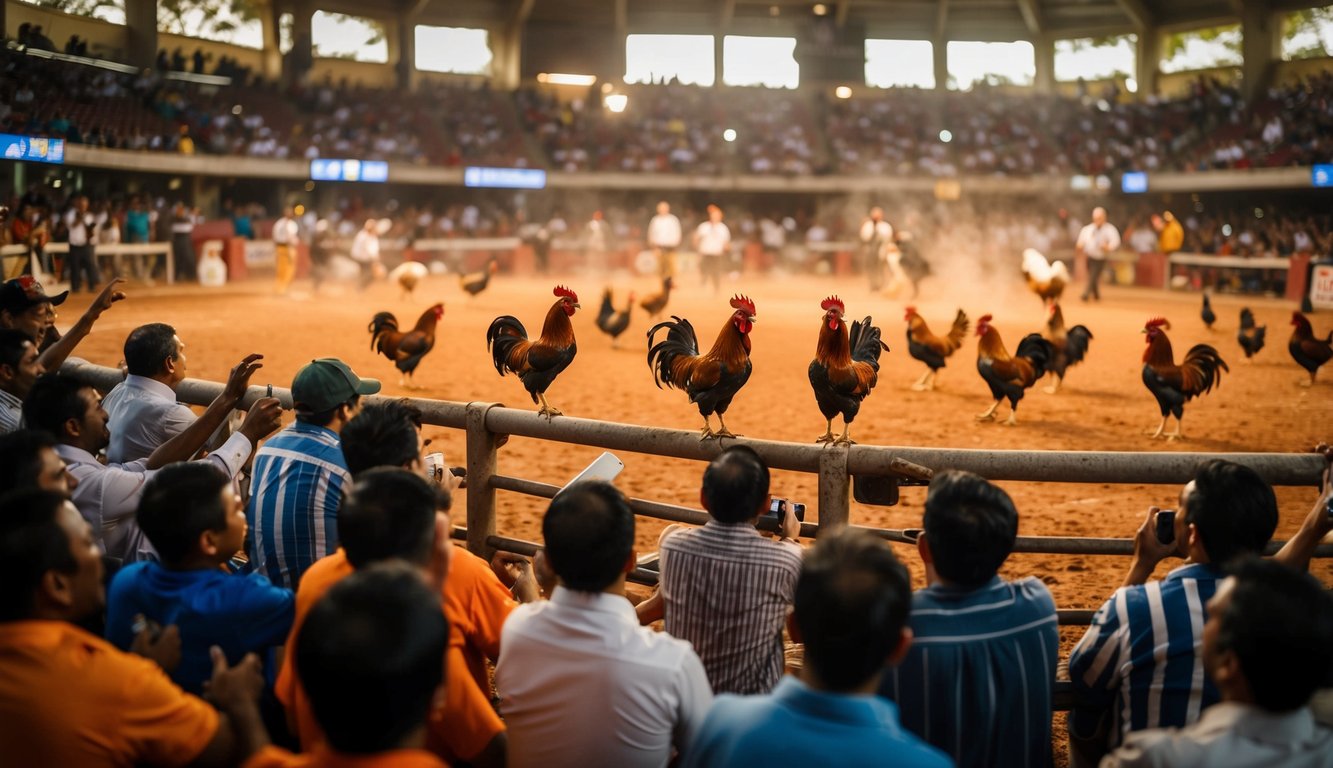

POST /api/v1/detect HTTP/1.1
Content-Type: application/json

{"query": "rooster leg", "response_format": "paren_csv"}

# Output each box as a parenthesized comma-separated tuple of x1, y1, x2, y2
(1003, 410, 1018, 427)
(815, 419, 835, 444)
(1146, 417, 1168, 439)
(698, 416, 715, 441)
(1043, 374, 1062, 395)
(536, 394, 563, 420)
(975, 400, 1001, 422)
(713, 415, 741, 440)
(1165, 418, 1185, 441)
(1300, 371, 1316, 388)
(910, 370, 931, 391)
(834, 423, 856, 446)
(925, 371, 937, 391)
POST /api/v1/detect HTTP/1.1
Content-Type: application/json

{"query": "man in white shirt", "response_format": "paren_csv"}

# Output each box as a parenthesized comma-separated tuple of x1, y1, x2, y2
(22, 357, 281, 564)
(0, 329, 44, 435)
(495, 481, 713, 768)
(647, 201, 682, 279)
(63, 195, 101, 293)
(350, 219, 381, 291)
(860, 207, 893, 292)
(100, 323, 197, 463)
(272, 206, 300, 295)
(1076, 206, 1122, 302)
(694, 205, 731, 295)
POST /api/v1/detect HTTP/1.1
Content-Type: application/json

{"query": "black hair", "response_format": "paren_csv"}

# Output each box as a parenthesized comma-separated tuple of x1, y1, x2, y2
(0, 429, 57, 494)
(339, 468, 444, 570)
(794, 529, 912, 692)
(0, 489, 77, 622)
(0, 328, 35, 369)
(922, 469, 1019, 588)
(297, 563, 448, 754)
(136, 463, 230, 564)
(701, 445, 770, 523)
(296, 394, 360, 427)
(542, 481, 634, 592)
(1215, 558, 1333, 712)
(341, 400, 423, 478)
(122, 323, 178, 377)
(1185, 460, 1277, 565)
(23, 374, 92, 439)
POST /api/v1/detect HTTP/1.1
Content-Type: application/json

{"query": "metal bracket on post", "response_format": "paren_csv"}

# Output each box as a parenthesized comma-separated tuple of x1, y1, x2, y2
(465, 402, 504, 559)
(818, 447, 851, 534)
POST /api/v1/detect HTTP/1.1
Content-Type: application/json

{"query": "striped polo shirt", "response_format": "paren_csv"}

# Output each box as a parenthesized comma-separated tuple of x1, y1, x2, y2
(881, 576, 1059, 768)
(658, 521, 802, 695)
(1067, 562, 1225, 750)
(246, 421, 350, 590)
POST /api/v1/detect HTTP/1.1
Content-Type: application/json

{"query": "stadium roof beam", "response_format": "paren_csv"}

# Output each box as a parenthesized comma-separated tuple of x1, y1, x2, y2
(1016, 0, 1044, 33)
(1114, 0, 1155, 29)
(935, 0, 951, 38)
(835, 0, 851, 27)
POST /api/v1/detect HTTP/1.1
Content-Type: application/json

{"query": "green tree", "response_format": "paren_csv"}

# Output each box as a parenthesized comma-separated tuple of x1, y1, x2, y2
(1281, 6, 1333, 59)
(24, 0, 123, 20)
(309, 12, 386, 60)
(1161, 24, 1242, 64)
(156, 0, 263, 38)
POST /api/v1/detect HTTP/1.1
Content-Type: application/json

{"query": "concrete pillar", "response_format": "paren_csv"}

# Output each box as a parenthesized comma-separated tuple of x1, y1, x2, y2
(1240, 2, 1278, 100)
(1135, 27, 1160, 98)
(394, 14, 416, 90)
(285, 1, 314, 85)
(716, 34, 726, 87)
(933, 38, 948, 90)
(260, 0, 282, 83)
(1033, 34, 1054, 94)
(492, 22, 522, 90)
(124, 0, 157, 70)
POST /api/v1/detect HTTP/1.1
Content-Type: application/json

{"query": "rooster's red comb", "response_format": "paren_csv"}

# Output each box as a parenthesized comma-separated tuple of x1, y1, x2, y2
(1145, 317, 1170, 331)
(821, 295, 845, 314)
(554, 285, 579, 303)
(904, 305, 917, 315)
(978, 313, 994, 324)
(730, 294, 756, 315)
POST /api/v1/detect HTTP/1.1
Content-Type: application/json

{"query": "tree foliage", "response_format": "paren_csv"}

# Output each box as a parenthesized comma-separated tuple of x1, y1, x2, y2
(1281, 6, 1333, 59)
(155, 0, 263, 37)
(309, 11, 386, 61)
(25, 0, 123, 21)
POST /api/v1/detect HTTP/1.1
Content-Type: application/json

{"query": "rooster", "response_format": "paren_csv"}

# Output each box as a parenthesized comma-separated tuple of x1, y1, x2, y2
(596, 288, 635, 348)
(1289, 311, 1332, 387)
(1201, 292, 1216, 330)
(1042, 303, 1093, 394)
(905, 307, 968, 391)
(975, 314, 1055, 426)
(647, 295, 756, 440)
(1021, 248, 1070, 306)
(809, 296, 889, 445)
(486, 286, 580, 419)
(1237, 308, 1266, 361)
(369, 303, 444, 389)
(638, 277, 674, 319)
(460, 259, 499, 298)
(389, 261, 429, 301)
(1141, 317, 1228, 440)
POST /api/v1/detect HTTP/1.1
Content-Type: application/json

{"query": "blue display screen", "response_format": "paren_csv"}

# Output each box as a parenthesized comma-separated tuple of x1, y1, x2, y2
(0, 133, 65, 164)
(1121, 171, 1148, 194)
(310, 158, 389, 183)
(1313, 165, 1333, 188)
(464, 166, 547, 189)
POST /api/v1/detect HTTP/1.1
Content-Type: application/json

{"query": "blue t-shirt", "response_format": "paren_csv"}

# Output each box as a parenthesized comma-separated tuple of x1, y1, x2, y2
(105, 562, 295, 694)
(682, 676, 952, 768)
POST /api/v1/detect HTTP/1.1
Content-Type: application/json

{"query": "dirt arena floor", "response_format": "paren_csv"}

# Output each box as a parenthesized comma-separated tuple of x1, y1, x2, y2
(64, 264, 1331, 757)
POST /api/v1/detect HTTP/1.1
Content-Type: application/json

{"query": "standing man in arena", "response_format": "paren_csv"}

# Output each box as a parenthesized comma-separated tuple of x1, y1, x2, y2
(170, 203, 198, 283)
(647, 201, 682, 278)
(62, 195, 100, 293)
(350, 219, 381, 291)
(271, 206, 300, 296)
(859, 206, 893, 292)
(694, 205, 731, 294)
(1076, 206, 1121, 302)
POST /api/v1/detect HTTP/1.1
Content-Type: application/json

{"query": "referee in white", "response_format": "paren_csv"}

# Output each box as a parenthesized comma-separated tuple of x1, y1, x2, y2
(1077, 206, 1121, 302)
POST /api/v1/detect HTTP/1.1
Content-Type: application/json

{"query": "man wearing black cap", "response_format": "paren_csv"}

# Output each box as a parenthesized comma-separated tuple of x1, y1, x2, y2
(247, 358, 380, 590)
(0, 276, 125, 372)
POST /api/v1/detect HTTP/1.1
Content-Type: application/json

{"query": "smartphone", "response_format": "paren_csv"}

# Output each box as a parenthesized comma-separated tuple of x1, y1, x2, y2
(564, 452, 624, 489)
(1155, 509, 1176, 545)
(765, 498, 806, 523)
(424, 452, 445, 477)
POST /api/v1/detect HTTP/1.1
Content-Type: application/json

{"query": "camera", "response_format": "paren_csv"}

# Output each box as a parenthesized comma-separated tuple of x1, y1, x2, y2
(1154, 509, 1176, 545)
(765, 498, 805, 523)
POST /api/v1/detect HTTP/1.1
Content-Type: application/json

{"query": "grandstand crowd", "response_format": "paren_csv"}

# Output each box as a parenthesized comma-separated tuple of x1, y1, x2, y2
(0, 270, 1330, 766)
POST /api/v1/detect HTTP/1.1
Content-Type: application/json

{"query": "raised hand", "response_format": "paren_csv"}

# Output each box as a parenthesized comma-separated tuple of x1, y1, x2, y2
(238, 396, 283, 443)
(222, 353, 265, 404)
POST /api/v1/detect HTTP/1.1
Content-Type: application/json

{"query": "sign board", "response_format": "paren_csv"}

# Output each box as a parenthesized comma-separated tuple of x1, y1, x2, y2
(1311, 263, 1333, 310)
(310, 159, 389, 183)
(244, 241, 276, 268)
(1121, 172, 1148, 193)
(0, 133, 65, 164)
(463, 167, 547, 189)
(1313, 165, 1333, 188)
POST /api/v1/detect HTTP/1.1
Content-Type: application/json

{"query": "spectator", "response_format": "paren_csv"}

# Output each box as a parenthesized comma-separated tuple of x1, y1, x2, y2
(647, 200, 682, 278)
(1102, 558, 1333, 767)
(694, 204, 731, 294)
(0, 328, 45, 434)
(170, 204, 197, 282)
(495, 481, 713, 768)
(247, 357, 378, 589)
(879, 469, 1059, 768)
(63, 195, 100, 293)
(0, 429, 77, 495)
(638, 444, 802, 695)
(1154, 212, 1184, 254)
(0, 276, 125, 372)
(860, 206, 893, 292)
(103, 463, 294, 694)
(24, 361, 280, 564)
(682, 529, 951, 768)
(271, 206, 299, 296)
(248, 564, 450, 768)
(349, 218, 382, 290)
(101, 323, 198, 463)
(0, 488, 265, 767)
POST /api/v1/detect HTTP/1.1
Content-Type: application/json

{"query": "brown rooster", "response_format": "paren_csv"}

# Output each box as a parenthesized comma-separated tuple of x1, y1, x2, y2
(596, 288, 635, 348)
(647, 294, 755, 440)
(1042, 303, 1093, 394)
(638, 277, 674, 319)
(486, 286, 580, 419)
(369, 303, 444, 389)
(975, 314, 1056, 426)
(809, 296, 889, 445)
(1289, 311, 1332, 387)
(1021, 248, 1070, 306)
(1141, 317, 1228, 440)
(461, 259, 499, 298)
(905, 307, 968, 391)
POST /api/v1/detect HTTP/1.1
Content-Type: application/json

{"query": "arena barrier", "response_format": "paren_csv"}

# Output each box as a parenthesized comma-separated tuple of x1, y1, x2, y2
(0, 242, 175, 283)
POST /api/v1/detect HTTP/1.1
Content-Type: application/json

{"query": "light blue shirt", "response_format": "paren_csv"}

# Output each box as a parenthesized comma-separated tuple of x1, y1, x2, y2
(102, 375, 196, 463)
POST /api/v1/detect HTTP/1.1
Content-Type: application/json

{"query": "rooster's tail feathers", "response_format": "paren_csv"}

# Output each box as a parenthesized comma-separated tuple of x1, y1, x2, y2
(486, 315, 529, 375)
(1065, 325, 1093, 365)
(598, 288, 615, 323)
(1015, 333, 1057, 378)
(849, 317, 890, 369)
(369, 312, 399, 351)
(647, 316, 700, 390)
(1181, 343, 1229, 395)
(946, 309, 969, 350)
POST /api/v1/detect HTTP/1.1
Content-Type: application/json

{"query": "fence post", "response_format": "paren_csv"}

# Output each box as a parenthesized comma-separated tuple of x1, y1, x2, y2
(817, 447, 850, 533)
(466, 402, 502, 559)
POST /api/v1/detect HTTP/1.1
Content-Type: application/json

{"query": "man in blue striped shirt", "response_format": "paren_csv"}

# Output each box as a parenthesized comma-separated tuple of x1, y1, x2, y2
(248, 358, 379, 589)
(879, 469, 1059, 768)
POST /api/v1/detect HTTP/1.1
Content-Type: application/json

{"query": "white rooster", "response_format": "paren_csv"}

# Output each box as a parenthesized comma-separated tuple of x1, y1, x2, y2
(388, 261, 429, 301)
(1021, 248, 1070, 306)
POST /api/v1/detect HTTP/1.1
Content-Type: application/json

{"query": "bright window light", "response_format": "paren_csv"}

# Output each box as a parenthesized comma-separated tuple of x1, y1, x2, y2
(865, 39, 934, 88)
(19, 0, 124, 25)
(625, 34, 715, 86)
(157, 1, 262, 47)
(1160, 24, 1242, 73)
(537, 73, 597, 86)
(1282, 7, 1333, 60)
(312, 11, 388, 64)
(1054, 35, 1136, 81)
(724, 36, 799, 88)
(415, 26, 491, 75)
(947, 40, 1035, 89)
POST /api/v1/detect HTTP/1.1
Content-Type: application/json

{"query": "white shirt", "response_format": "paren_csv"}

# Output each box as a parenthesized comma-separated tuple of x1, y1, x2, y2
(694, 222, 731, 257)
(0, 388, 22, 435)
(101, 375, 197, 464)
(56, 431, 252, 564)
(647, 213, 683, 249)
(1077, 221, 1122, 259)
(1102, 702, 1333, 768)
(64, 209, 98, 247)
(860, 219, 893, 245)
(272, 217, 299, 245)
(495, 587, 713, 768)
(350, 230, 380, 263)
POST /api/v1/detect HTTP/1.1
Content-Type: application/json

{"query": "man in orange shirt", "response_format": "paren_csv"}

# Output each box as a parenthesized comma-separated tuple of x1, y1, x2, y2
(246, 564, 451, 768)
(0, 488, 267, 767)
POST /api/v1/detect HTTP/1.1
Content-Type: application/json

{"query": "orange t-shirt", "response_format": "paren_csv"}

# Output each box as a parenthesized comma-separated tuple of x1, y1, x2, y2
(244, 744, 448, 768)
(276, 547, 516, 763)
(0, 620, 219, 768)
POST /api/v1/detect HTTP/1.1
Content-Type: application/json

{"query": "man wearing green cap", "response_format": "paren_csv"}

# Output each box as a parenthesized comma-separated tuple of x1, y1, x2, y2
(247, 358, 380, 590)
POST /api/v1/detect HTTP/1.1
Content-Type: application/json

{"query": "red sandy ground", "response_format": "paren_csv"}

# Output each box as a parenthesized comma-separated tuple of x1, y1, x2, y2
(65, 268, 1332, 762)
